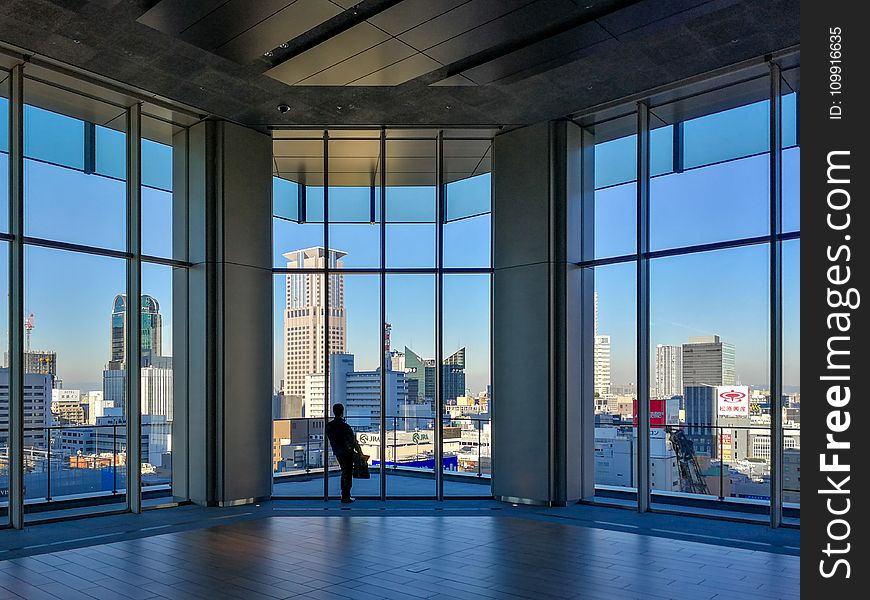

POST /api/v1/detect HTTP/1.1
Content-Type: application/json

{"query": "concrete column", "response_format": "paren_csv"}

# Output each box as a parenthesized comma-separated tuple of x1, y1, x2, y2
(180, 120, 273, 506)
(492, 120, 593, 506)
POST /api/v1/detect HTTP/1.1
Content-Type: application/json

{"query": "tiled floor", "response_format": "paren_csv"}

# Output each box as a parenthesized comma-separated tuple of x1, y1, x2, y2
(1, 502, 799, 600)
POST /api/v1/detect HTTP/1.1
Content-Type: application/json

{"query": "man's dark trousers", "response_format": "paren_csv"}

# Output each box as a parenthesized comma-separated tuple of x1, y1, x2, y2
(336, 452, 354, 500)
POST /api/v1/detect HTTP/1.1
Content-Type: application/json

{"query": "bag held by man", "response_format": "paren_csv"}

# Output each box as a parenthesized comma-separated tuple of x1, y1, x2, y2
(352, 453, 370, 479)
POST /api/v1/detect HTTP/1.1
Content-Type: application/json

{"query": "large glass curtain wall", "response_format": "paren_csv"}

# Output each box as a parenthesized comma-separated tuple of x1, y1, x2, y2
(581, 61, 799, 526)
(0, 63, 190, 528)
(272, 129, 493, 500)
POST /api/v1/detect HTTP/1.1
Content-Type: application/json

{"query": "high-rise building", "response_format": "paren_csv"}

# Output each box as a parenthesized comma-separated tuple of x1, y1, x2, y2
(593, 292, 611, 397)
(654, 344, 683, 398)
(104, 295, 170, 418)
(395, 346, 466, 404)
(594, 335, 612, 397)
(443, 348, 466, 405)
(109, 294, 163, 367)
(305, 354, 407, 431)
(681, 335, 735, 388)
(0, 369, 52, 449)
(282, 247, 347, 405)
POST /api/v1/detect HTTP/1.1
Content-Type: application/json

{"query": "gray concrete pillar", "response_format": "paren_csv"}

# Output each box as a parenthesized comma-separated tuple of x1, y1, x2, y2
(492, 120, 594, 506)
(177, 120, 273, 506)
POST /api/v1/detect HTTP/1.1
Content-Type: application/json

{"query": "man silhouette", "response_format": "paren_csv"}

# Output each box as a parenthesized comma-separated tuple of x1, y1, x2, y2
(325, 403, 362, 503)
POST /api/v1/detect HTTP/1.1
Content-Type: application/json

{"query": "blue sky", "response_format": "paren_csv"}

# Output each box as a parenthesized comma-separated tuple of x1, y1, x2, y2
(2, 95, 799, 395)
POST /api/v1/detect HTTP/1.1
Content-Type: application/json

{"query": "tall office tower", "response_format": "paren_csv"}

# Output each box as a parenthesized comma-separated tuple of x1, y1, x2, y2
(401, 347, 425, 403)
(654, 345, 683, 398)
(104, 295, 169, 416)
(402, 346, 466, 404)
(109, 294, 163, 367)
(282, 248, 347, 405)
(442, 348, 466, 405)
(592, 292, 612, 397)
(682, 335, 736, 388)
(594, 335, 612, 397)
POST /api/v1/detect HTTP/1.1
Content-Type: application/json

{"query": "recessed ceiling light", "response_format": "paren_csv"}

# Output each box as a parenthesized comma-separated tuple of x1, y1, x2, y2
(264, 50, 274, 57)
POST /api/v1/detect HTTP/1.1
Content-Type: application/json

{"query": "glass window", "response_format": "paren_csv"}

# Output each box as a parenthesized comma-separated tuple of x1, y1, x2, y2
(594, 123, 636, 259)
(95, 123, 126, 180)
(328, 139, 380, 269)
(651, 98, 771, 251)
(24, 82, 127, 251)
(386, 274, 436, 497)
(782, 240, 800, 509)
(1, 78, 8, 234)
(272, 271, 326, 498)
(23, 246, 127, 518)
(386, 139, 436, 268)
(591, 262, 637, 502)
(649, 244, 770, 507)
(142, 116, 179, 259)
(783, 91, 799, 234)
(443, 274, 491, 497)
(328, 274, 381, 498)
(683, 98, 769, 169)
(0, 241, 8, 525)
(140, 263, 175, 498)
(443, 172, 492, 268)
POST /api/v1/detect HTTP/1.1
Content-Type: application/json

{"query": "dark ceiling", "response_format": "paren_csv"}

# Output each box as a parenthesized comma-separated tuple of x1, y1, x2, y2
(0, 0, 799, 128)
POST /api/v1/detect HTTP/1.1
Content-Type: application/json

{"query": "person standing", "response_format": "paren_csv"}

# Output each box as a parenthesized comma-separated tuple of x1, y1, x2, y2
(325, 403, 362, 503)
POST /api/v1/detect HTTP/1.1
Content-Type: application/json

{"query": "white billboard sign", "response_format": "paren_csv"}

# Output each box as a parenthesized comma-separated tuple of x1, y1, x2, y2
(717, 385, 750, 416)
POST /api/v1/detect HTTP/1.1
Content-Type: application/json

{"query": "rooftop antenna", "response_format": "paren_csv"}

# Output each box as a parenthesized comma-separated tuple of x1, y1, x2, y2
(25, 313, 34, 352)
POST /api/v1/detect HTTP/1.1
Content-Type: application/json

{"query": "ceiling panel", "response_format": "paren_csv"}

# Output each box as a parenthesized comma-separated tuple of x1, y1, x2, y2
(397, 0, 533, 52)
(460, 20, 611, 84)
(299, 38, 419, 86)
(328, 139, 381, 157)
(137, 0, 228, 36)
(273, 138, 324, 157)
(423, 0, 578, 65)
(368, 0, 469, 36)
(266, 22, 391, 85)
(178, 1, 297, 51)
(351, 53, 441, 85)
(216, 0, 343, 63)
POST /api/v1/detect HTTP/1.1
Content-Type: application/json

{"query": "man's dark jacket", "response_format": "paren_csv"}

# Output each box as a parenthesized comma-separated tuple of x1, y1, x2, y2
(326, 417, 359, 457)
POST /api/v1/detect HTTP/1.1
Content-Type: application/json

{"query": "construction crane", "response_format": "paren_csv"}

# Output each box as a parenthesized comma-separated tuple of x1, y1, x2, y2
(666, 426, 710, 495)
(25, 313, 34, 352)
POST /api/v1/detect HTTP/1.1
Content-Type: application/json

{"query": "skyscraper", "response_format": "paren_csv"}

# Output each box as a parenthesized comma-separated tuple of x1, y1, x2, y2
(682, 335, 736, 388)
(593, 292, 611, 397)
(282, 248, 347, 405)
(654, 344, 683, 398)
(103, 294, 170, 419)
(109, 294, 163, 368)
